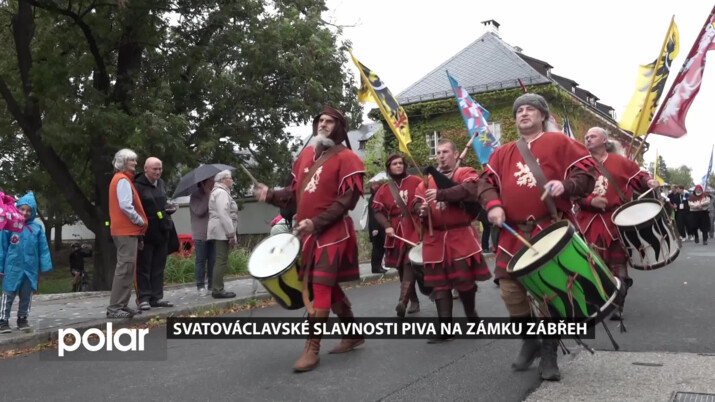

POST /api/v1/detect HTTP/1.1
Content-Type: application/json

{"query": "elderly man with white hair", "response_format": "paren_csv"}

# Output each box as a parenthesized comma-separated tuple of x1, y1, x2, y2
(133, 157, 177, 310)
(578, 126, 659, 320)
(107, 148, 148, 319)
(207, 169, 238, 299)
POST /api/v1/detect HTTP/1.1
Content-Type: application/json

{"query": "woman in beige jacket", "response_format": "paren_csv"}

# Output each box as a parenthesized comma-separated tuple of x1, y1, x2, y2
(208, 170, 238, 298)
(687, 185, 711, 245)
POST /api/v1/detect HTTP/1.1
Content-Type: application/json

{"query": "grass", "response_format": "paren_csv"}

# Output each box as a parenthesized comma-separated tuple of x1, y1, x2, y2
(163, 247, 250, 284)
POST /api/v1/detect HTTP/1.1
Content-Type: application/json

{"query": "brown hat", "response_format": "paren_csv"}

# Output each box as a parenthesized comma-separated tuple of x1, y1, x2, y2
(512, 93, 550, 122)
(312, 106, 349, 147)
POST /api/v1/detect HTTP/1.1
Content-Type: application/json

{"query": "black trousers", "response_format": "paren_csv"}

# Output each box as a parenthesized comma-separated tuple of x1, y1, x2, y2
(370, 232, 386, 272)
(675, 211, 689, 237)
(136, 240, 168, 303)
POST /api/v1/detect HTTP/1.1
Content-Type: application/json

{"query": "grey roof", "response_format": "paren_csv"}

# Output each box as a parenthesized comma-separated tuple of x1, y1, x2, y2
(347, 123, 381, 160)
(396, 32, 550, 105)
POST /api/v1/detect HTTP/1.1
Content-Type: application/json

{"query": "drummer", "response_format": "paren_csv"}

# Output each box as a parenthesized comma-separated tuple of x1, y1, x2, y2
(476, 93, 597, 381)
(372, 153, 422, 317)
(578, 127, 659, 320)
(254, 106, 366, 372)
(412, 139, 492, 343)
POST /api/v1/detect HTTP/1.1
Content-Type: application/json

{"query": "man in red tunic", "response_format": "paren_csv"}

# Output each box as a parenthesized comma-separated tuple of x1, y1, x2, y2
(411, 140, 492, 342)
(372, 153, 422, 317)
(254, 106, 366, 372)
(477, 93, 597, 381)
(578, 127, 659, 320)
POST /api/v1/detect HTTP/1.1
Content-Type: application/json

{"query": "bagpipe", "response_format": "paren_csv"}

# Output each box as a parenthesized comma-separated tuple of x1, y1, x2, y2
(421, 165, 483, 216)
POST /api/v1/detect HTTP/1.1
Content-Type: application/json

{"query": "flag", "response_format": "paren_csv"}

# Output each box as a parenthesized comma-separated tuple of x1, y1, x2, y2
(446, 71, 498, 163)
(702, 145, 713, 190)
(654, 149, 665, 185)
(349, 50, 411, 155)
(650, 7, 715, 137)
(562, 115, 575, 139)
(619, 17, 679, 136)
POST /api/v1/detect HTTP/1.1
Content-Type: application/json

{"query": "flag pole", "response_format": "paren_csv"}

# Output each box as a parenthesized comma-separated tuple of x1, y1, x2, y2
(627, 14, 676, 159)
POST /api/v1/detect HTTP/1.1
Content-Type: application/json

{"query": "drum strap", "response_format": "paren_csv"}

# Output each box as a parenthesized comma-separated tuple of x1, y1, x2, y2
(595, 160, 627, 204)
(387, 179, 420, 237)
(516, 138, 559, 221)
(296, 145, 346, 205)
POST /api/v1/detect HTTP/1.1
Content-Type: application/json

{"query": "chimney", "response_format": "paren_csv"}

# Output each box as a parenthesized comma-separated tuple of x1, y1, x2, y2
(481, 19, 501, 38)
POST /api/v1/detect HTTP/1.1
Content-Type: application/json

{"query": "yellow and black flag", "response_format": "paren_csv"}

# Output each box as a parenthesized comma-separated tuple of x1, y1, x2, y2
(619, 17, 679, 136)
(349, 50, 412, 155)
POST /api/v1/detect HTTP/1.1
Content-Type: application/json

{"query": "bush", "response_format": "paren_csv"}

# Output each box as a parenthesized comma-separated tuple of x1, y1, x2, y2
(164, 247, 250, 284)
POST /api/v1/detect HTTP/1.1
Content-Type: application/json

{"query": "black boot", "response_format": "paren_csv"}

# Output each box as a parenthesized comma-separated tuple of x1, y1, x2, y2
(538, 338, 561, 381)
(428, 290, 454, 344)
(611, 280, 629, 321)
(458, 286, 478, 320)
(511, 316, 540, 371)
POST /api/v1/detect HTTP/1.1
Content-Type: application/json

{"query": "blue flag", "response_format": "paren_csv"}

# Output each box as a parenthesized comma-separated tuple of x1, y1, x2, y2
(702, 145, 713, 190)
(447, 71, 499, 163)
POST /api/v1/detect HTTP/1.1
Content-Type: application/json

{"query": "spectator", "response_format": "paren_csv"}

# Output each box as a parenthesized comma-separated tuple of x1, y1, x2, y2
(709, 191, 715, 239)
(270, 215, 291, 236)
(668, 186, 689, 241)
(69, 243, 92, 292)
(190, 178, 215, 296)
(368, 179, 388, 274)
(687, 185, 711, 245)
(107, 148, 147, 319)
(0, 192, 53, 333)
(208, 170, 238, 299)
(133, 157, 176, 310)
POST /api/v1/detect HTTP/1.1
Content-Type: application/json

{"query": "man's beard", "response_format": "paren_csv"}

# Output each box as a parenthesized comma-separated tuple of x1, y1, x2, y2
(310, 132, 335, 148)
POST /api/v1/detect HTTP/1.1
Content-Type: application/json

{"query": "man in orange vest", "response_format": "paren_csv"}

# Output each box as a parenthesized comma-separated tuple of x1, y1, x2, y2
(107, 148, 148, 319)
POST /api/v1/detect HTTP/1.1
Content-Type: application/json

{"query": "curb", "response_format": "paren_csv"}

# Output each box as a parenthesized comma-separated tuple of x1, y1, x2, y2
(0, 270, 399, 354)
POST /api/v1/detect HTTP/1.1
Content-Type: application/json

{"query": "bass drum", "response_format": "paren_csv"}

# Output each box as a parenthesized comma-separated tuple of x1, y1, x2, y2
(248, 233, 312, 310)
(508, 221, 622, 325)
(408, 242, 433, 296)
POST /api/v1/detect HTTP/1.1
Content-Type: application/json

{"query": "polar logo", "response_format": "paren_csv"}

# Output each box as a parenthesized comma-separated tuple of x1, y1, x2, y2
(58, 323, 149, 357)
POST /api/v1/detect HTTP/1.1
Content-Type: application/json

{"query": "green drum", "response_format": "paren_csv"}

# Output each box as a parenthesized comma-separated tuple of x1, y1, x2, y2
(507, 221, 623, 325)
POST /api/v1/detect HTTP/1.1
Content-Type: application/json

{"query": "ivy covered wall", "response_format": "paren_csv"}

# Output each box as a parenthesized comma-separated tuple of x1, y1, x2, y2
(369, 84, 641, 171)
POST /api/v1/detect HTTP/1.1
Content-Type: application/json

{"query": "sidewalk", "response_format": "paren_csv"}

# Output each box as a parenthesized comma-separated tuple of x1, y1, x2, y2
(0, 262, 397, 353)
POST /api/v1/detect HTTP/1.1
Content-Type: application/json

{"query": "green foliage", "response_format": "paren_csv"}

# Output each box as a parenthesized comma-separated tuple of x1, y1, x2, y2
(669, 165, 695, 188)
(371, 84, 638, 168)
(0, 0, 361, 285)
(164, 248, 250, 284)
(362, 128, 386, 177)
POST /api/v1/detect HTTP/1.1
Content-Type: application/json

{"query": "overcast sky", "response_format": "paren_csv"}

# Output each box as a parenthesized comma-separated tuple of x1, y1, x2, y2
(306, 0, 715, 183)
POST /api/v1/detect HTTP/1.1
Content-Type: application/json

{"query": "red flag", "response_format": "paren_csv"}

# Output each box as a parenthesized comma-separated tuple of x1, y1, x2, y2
(649, 6, 715, 137)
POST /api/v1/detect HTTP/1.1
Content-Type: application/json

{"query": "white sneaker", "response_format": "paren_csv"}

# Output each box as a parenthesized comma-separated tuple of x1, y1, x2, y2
(198, 288, 207, 296)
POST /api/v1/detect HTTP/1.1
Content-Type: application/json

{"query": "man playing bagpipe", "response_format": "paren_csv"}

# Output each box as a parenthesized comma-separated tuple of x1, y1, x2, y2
(577, 127, 659, 320)
(254, 106, 366, 372)
(411, 139, 492, 343)
(476, 93, 597, 381)
(372, 153, 422, 317)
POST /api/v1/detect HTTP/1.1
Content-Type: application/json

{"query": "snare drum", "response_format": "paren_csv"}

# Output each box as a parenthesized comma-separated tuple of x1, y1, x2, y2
(248, 233, 310, 310)
(612, 198, 680, 270)
(408, 243, 433, 296)
(508, 221, 622, 325)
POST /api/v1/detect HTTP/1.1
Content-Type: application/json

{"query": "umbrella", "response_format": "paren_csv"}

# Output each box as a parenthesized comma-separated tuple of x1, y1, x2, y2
(172, 164, 236, 198)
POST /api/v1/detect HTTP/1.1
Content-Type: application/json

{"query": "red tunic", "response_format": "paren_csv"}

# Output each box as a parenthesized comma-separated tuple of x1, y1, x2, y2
(291, 146, 366, 286)
(371, 175, 421, 267)
(413, 167, 491, 286)
(576, 153, 651, 247)
(479, 132, 596, 280)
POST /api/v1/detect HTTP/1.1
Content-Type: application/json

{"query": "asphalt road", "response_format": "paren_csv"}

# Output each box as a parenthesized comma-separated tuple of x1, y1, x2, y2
(1, 241, 713, 402)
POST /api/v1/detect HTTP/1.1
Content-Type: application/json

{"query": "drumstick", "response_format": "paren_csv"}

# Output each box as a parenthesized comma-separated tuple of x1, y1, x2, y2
(239, 164, 260, 186)
(638, 187, 655, 200)
(389, 233, 419, 247)
(540, 185, 552, 201)
(271, 231, 298, 254)
(501, 223, 539, 254)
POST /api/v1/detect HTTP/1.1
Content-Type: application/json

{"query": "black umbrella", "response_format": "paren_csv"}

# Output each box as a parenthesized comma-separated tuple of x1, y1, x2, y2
(172, 164, 236, 198)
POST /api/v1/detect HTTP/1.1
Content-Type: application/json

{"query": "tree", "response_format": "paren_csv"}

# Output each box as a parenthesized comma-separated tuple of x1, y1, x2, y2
(362, 127, 385, 178)
(0, 0, 360, 289)
(647, 154, 671, 185)
(668, 165, 694, 188)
